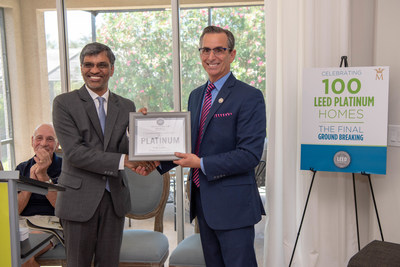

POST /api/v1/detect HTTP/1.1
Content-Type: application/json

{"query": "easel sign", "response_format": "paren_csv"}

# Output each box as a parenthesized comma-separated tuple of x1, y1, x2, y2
(301, 66, 389, 174)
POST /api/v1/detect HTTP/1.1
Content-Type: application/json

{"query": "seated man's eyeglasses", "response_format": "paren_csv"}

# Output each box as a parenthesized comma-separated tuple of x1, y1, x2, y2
(34, 136, 56, 143)
(198, 47, 229, 56)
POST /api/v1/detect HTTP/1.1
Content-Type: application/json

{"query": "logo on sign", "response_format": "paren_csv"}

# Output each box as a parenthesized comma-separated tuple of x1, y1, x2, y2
(375, 68, 385, 80)
(333, 151, 351, 169)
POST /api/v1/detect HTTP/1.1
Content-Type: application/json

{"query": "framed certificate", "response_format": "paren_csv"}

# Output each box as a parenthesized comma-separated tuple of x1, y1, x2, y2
(129, 112, 191, 160)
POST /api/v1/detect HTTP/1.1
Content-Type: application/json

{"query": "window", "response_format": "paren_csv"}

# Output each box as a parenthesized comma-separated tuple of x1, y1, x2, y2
(180, 6, 265, 110)
(45, 10, 92, 107)
(96, 10, 174, 112)
(0, 8, 15, 170)
(44, 5, 265, 113)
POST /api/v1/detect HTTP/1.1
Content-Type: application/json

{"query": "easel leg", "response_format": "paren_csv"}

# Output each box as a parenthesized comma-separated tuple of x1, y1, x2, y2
(352, 173, 361, 251)
(288, 169, 317, 267)
(362, 172, 384, 241)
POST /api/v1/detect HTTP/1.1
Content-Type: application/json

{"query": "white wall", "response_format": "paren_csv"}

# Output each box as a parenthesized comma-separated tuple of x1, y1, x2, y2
(349, 0, 400, 247)
(351, 0, 400, 245)
(369, 0, 400, 243)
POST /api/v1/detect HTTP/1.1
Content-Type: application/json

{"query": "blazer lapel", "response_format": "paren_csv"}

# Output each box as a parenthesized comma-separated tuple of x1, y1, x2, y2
(78, 87, 104, 143)
(103, 92, 120, 150)
(191, 83, 207, 151)
(202, 74, 235, 135)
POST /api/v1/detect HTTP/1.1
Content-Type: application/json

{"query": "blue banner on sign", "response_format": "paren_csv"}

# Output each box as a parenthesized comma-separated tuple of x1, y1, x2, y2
(300, 144, 387, 174)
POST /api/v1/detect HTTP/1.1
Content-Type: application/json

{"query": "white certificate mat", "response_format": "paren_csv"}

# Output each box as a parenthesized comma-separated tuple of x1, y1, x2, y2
(129, 112, 191, 160)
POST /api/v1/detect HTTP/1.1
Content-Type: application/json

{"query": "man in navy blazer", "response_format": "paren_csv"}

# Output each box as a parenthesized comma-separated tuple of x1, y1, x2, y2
(172, 26, 266, 266)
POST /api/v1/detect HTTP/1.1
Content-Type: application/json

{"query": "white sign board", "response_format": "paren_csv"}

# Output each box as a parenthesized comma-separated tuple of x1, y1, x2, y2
(301, 66, 389, 174)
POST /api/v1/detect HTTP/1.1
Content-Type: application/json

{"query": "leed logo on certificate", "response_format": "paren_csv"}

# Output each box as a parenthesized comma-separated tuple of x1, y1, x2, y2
(129, 112, 191, 160)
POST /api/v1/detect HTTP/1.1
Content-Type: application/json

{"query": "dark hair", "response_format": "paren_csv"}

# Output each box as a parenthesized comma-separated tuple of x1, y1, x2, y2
(199, 26, 235, 51)
(80, 42, 116, 66)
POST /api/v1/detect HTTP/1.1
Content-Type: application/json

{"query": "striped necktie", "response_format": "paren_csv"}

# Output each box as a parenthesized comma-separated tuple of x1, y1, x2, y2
(192, 83, 215, 187)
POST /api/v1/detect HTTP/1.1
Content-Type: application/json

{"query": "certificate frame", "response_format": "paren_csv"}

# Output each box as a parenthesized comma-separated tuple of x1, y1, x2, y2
(129, 112, 191, 161)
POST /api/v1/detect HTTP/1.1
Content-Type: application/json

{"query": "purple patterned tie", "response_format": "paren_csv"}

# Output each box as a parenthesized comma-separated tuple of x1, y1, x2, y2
(192, 83, 215, 187)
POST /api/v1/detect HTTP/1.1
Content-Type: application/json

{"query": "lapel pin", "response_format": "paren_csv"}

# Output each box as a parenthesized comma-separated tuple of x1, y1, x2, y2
(218, 98, 224, 103)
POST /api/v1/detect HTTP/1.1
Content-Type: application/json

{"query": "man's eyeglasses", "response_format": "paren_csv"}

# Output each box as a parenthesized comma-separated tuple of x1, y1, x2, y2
(198, 47, 229, 56)
(82, 62, 110, 70)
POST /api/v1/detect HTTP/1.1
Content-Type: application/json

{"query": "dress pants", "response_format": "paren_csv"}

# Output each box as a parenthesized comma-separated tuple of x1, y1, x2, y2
(61, 190, 125, 267)
(194, 186, 258, 267)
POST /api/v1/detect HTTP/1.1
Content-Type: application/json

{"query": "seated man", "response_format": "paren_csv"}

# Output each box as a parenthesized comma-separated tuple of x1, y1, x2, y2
(17, 123, 62, 267)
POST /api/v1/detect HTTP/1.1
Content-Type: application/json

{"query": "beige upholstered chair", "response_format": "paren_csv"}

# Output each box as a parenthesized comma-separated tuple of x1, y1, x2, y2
(37, 168, 170, 267)
(169, 234, 205, 267)
(168, 177, 205, 267)
(255, 160, 266, 187)
(120, 167, 170, 266)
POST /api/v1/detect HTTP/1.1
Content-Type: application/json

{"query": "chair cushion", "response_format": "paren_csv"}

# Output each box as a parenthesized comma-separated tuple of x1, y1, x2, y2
(348, 240, 400, 267)
(120, 229, 169, 263)
(169, 234, 206, 267)
(37, 229, 169, 264)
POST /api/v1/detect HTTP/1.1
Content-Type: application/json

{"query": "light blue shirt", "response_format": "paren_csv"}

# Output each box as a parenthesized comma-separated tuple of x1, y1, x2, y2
(200, 72, 231, 174)
(201, 71, 231, 109)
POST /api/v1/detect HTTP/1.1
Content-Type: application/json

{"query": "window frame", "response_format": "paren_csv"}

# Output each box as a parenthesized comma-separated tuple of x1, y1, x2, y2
(0, 8, 15, 170)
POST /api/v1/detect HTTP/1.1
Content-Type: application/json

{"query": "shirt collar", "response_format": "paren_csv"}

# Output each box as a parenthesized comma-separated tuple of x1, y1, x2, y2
(209, 71, 231, 92)
(85, 85, 109, 102)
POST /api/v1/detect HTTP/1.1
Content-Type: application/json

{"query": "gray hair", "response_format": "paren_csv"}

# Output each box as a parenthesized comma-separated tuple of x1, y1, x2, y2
(199, 26, 235, 51)
(33, 123, 58, 142)
(80, 42, 116, 66)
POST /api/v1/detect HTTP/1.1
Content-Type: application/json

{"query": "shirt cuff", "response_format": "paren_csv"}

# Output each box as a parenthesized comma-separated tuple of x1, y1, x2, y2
(200, 158, 206, 175)
(119, 154, 125, 170)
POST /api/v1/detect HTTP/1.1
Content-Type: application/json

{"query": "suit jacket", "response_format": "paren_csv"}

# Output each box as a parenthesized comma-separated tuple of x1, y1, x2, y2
(162, 73, 266, 230)
(52, 86, 135, 222)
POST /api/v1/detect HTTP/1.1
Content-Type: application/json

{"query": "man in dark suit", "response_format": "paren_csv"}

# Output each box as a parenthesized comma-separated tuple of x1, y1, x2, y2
(52, 42, 155, 267)
(170, 26, 266, 266)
